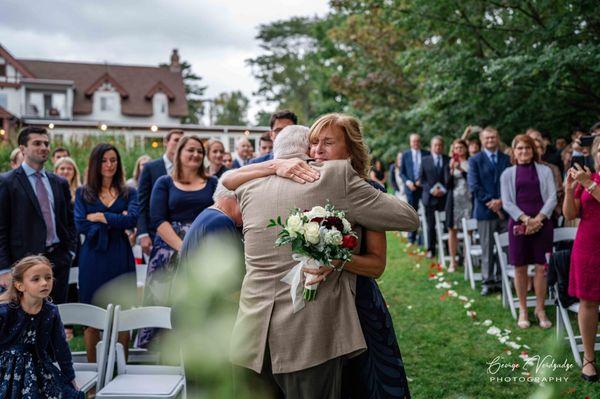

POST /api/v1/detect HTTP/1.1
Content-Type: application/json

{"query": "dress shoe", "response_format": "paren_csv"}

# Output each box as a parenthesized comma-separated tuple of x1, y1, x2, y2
(582, 357, 599, 383)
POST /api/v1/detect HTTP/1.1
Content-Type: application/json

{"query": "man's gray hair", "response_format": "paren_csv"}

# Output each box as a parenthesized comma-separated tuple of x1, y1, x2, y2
(431, 135, 444, 144)
(273, 125, 310, 159)
(213, 170, 237, 201)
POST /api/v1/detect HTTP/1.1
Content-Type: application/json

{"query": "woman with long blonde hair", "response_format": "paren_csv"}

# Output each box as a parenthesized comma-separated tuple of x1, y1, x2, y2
(54, 156, 81, 203)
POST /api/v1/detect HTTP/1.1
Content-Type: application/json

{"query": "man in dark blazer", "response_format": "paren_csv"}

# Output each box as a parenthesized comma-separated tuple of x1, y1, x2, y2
(0, 127, 76, 303)
(467, 127, 510, 296)
(400, 133, 430, 243)
(137, 129, 184, 255)
(419, 136, 449, 258)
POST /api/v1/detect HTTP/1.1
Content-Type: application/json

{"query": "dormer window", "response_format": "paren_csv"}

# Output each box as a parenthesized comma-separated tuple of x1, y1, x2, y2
(0, 64, 5, 77)
(100, 95, 116, 112)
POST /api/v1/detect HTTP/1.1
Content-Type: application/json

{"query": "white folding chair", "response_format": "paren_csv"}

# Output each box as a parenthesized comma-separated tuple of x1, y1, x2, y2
(418, 202, 428, 250)
(58, 303, 114, 393)
(494, 227, 575, 319)
(462, 218, 482, 290)
(434, 211, 464, 268)
(553, 287, 600, 367)
(96, 306, 186, 399)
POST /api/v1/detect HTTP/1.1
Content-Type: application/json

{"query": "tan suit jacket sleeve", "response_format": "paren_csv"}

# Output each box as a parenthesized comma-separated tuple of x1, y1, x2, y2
(345, 161, 420, 232)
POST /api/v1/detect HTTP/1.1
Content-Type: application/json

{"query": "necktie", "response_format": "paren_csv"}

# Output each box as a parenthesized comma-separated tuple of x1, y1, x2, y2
(491, 153, 497, 166)
(436, 156, 442, 170)
(34, 172, 55, 246)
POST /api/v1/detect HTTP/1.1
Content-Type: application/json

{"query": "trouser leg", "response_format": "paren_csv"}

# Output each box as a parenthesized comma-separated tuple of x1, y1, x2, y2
(273, 356, 344, 399)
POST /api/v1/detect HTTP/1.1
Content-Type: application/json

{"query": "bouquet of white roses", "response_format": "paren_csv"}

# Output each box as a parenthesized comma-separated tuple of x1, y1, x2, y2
(268, 203, 358, 312)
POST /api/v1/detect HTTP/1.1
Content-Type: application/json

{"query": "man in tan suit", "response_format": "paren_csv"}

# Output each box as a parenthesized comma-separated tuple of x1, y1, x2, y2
(230, 126, 419, 398)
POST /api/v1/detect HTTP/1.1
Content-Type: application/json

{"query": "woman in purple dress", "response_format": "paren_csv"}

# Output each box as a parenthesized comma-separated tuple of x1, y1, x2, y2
(563, 137, 600, 382)
(500, 134, 556, 330)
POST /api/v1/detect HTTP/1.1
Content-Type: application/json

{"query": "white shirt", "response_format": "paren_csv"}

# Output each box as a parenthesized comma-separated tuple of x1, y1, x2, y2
(163, 154, 173, 175)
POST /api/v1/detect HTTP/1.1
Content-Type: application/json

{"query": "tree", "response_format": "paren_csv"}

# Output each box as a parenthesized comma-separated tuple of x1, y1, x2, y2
(180, 61, 207, 124)
(254, 110, 272, 127)
(212, 91, 250, 125)
(247, 16, 349, 124)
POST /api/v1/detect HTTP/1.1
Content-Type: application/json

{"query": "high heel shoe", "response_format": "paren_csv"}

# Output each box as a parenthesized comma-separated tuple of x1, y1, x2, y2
(581, 357, 599, 383)
(534, 310, 552, 329)
(517, 311, 530, 329)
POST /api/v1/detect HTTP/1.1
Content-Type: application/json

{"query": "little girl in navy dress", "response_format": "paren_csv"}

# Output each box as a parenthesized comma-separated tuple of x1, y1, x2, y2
(0, 255, 83, 399)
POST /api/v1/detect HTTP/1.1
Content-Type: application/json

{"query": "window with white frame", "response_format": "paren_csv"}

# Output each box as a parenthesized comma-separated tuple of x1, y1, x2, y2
(0, 93, 7, 109)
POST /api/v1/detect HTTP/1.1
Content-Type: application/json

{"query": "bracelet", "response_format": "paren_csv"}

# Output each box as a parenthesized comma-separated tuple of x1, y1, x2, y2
(587, 181, 598, 194)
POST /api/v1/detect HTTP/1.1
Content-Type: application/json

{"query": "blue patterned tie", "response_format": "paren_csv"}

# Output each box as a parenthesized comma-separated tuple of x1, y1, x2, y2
(34, 172, 55, 246)
(491, 153, 497, 166)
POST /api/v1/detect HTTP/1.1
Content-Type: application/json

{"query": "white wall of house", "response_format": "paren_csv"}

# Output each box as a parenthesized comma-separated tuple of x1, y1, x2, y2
(0, 56, 24, 117)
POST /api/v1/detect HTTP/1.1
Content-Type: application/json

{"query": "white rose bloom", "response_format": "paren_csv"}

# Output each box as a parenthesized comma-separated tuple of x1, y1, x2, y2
(308, 206, 327, 219)
(304, 222, 321, 244)
(286, 214, 304, 238)
(342, 218, 352, 233)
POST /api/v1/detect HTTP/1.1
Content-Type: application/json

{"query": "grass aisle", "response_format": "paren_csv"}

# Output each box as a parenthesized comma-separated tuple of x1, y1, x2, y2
(381, 232, 600, 399)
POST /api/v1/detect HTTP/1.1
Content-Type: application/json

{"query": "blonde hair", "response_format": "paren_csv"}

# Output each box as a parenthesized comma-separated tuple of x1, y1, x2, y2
(172, 135, 207, 183)
(309, 113, 371, 179)
(9, 148, 22, 165)
(132, 155, 151, 182)
(53, 156, 81, 201)
(206, 139, 225, 163)
(0, 255, 53, 304)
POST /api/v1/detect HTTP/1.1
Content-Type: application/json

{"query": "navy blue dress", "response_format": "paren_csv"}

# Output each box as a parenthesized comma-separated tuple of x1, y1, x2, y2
(342, 181, 411, 399)
(0, 302, 84, 399)
(74, 187, 139, 305)
(138, 176, 217, 347)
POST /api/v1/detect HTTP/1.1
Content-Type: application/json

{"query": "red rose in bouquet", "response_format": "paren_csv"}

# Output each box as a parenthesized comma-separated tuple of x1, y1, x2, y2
(342, 235, 358, 249)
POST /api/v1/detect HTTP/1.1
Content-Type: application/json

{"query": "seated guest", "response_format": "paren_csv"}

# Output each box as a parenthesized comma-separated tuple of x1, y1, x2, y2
(137, 135, 218, 347)
(250, 110, 298, 164)
(54, 157, 82, 203)
(180, 170, 242, 261)
(75, 143, 139, 361)
(445, 139, 471, 272)
(223, 152, 233, 169)
(500, 134, 556, 329)
(51, 147, 70, 164)
(126, 154, 151, 189)
(563, 137, 600, 382)
(9, 148, 23, 170)
(232, 138, 254, 168)
(206, 139, 228, 178)
(419, 135, 450, 258)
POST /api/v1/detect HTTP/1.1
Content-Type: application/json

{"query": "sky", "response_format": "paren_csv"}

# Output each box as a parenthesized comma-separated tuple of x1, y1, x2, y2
(0, 0, 330, 124)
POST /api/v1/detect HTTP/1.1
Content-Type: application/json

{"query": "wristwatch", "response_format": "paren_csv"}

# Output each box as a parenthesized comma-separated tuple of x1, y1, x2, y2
(586, 181, 598, 194)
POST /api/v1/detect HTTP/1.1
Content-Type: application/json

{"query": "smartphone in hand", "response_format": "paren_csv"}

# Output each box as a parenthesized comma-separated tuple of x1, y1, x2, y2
(513, 224, 527, 236)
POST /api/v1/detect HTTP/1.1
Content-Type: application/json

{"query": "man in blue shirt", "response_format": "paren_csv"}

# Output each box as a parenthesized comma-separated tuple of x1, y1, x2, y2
(467, 127, 510, 296)
(249, 110, 298, 164)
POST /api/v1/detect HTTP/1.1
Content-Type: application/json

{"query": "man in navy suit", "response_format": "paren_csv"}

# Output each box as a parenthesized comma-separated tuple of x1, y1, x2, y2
(419, 136, 450, 257)
(249, 110, 298, 164)
(467, 127, 510, 296)
(400, 133, 430, 243)
(0, 127, 77, 303)
(232, 138, 254, 168)
(137, 129, 184, 255)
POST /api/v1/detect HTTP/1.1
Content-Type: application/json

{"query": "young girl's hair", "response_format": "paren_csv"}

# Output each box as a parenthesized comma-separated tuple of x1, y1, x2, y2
(0, 255, 53, 304)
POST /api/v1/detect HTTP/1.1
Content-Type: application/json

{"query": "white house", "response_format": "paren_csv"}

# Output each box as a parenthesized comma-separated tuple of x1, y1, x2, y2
(0, 43, 267, 151)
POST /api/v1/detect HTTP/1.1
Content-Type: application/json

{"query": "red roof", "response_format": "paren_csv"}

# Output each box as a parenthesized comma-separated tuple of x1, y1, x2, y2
(0, 106, 15, 119)
(20, 59, 188, 118)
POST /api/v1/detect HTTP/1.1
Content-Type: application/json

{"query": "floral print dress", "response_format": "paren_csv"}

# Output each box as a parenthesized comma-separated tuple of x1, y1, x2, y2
(0, 309, 83, 399)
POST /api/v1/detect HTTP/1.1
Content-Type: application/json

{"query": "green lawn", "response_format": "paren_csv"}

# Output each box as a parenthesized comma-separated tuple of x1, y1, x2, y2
(381, 232, 600, 399)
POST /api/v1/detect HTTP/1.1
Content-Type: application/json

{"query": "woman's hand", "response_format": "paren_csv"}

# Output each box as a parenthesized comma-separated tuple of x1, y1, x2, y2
(564, 169, 578, 191)
(302, 265, 333, 285)
(86, 212, 107, 224)
(570, 163, 592, 186)
(274, 158, 320, 184)
(525, 217, 542, 235)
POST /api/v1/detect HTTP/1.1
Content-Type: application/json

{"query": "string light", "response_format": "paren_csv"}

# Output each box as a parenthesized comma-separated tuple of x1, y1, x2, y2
(48, 123, 54, 129)
(244, 130, 250, 136)
(100, 124, 108, 131)
(0, 129, 5, 136)
(151, 141, 159, 148)
(150, 125, 158, 132)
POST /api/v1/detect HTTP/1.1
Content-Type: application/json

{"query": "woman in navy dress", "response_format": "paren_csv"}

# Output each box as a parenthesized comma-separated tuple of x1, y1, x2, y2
(137, 135, 218, 347)
(75, 143, 139, 361)
(500, 134, 556, 330)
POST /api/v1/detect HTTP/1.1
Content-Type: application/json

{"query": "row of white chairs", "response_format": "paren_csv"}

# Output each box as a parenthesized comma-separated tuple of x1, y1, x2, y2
(58, 303, 186, 398)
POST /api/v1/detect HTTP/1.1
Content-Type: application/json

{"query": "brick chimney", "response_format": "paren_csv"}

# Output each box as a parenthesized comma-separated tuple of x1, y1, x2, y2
(169, 49, 181, 73)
